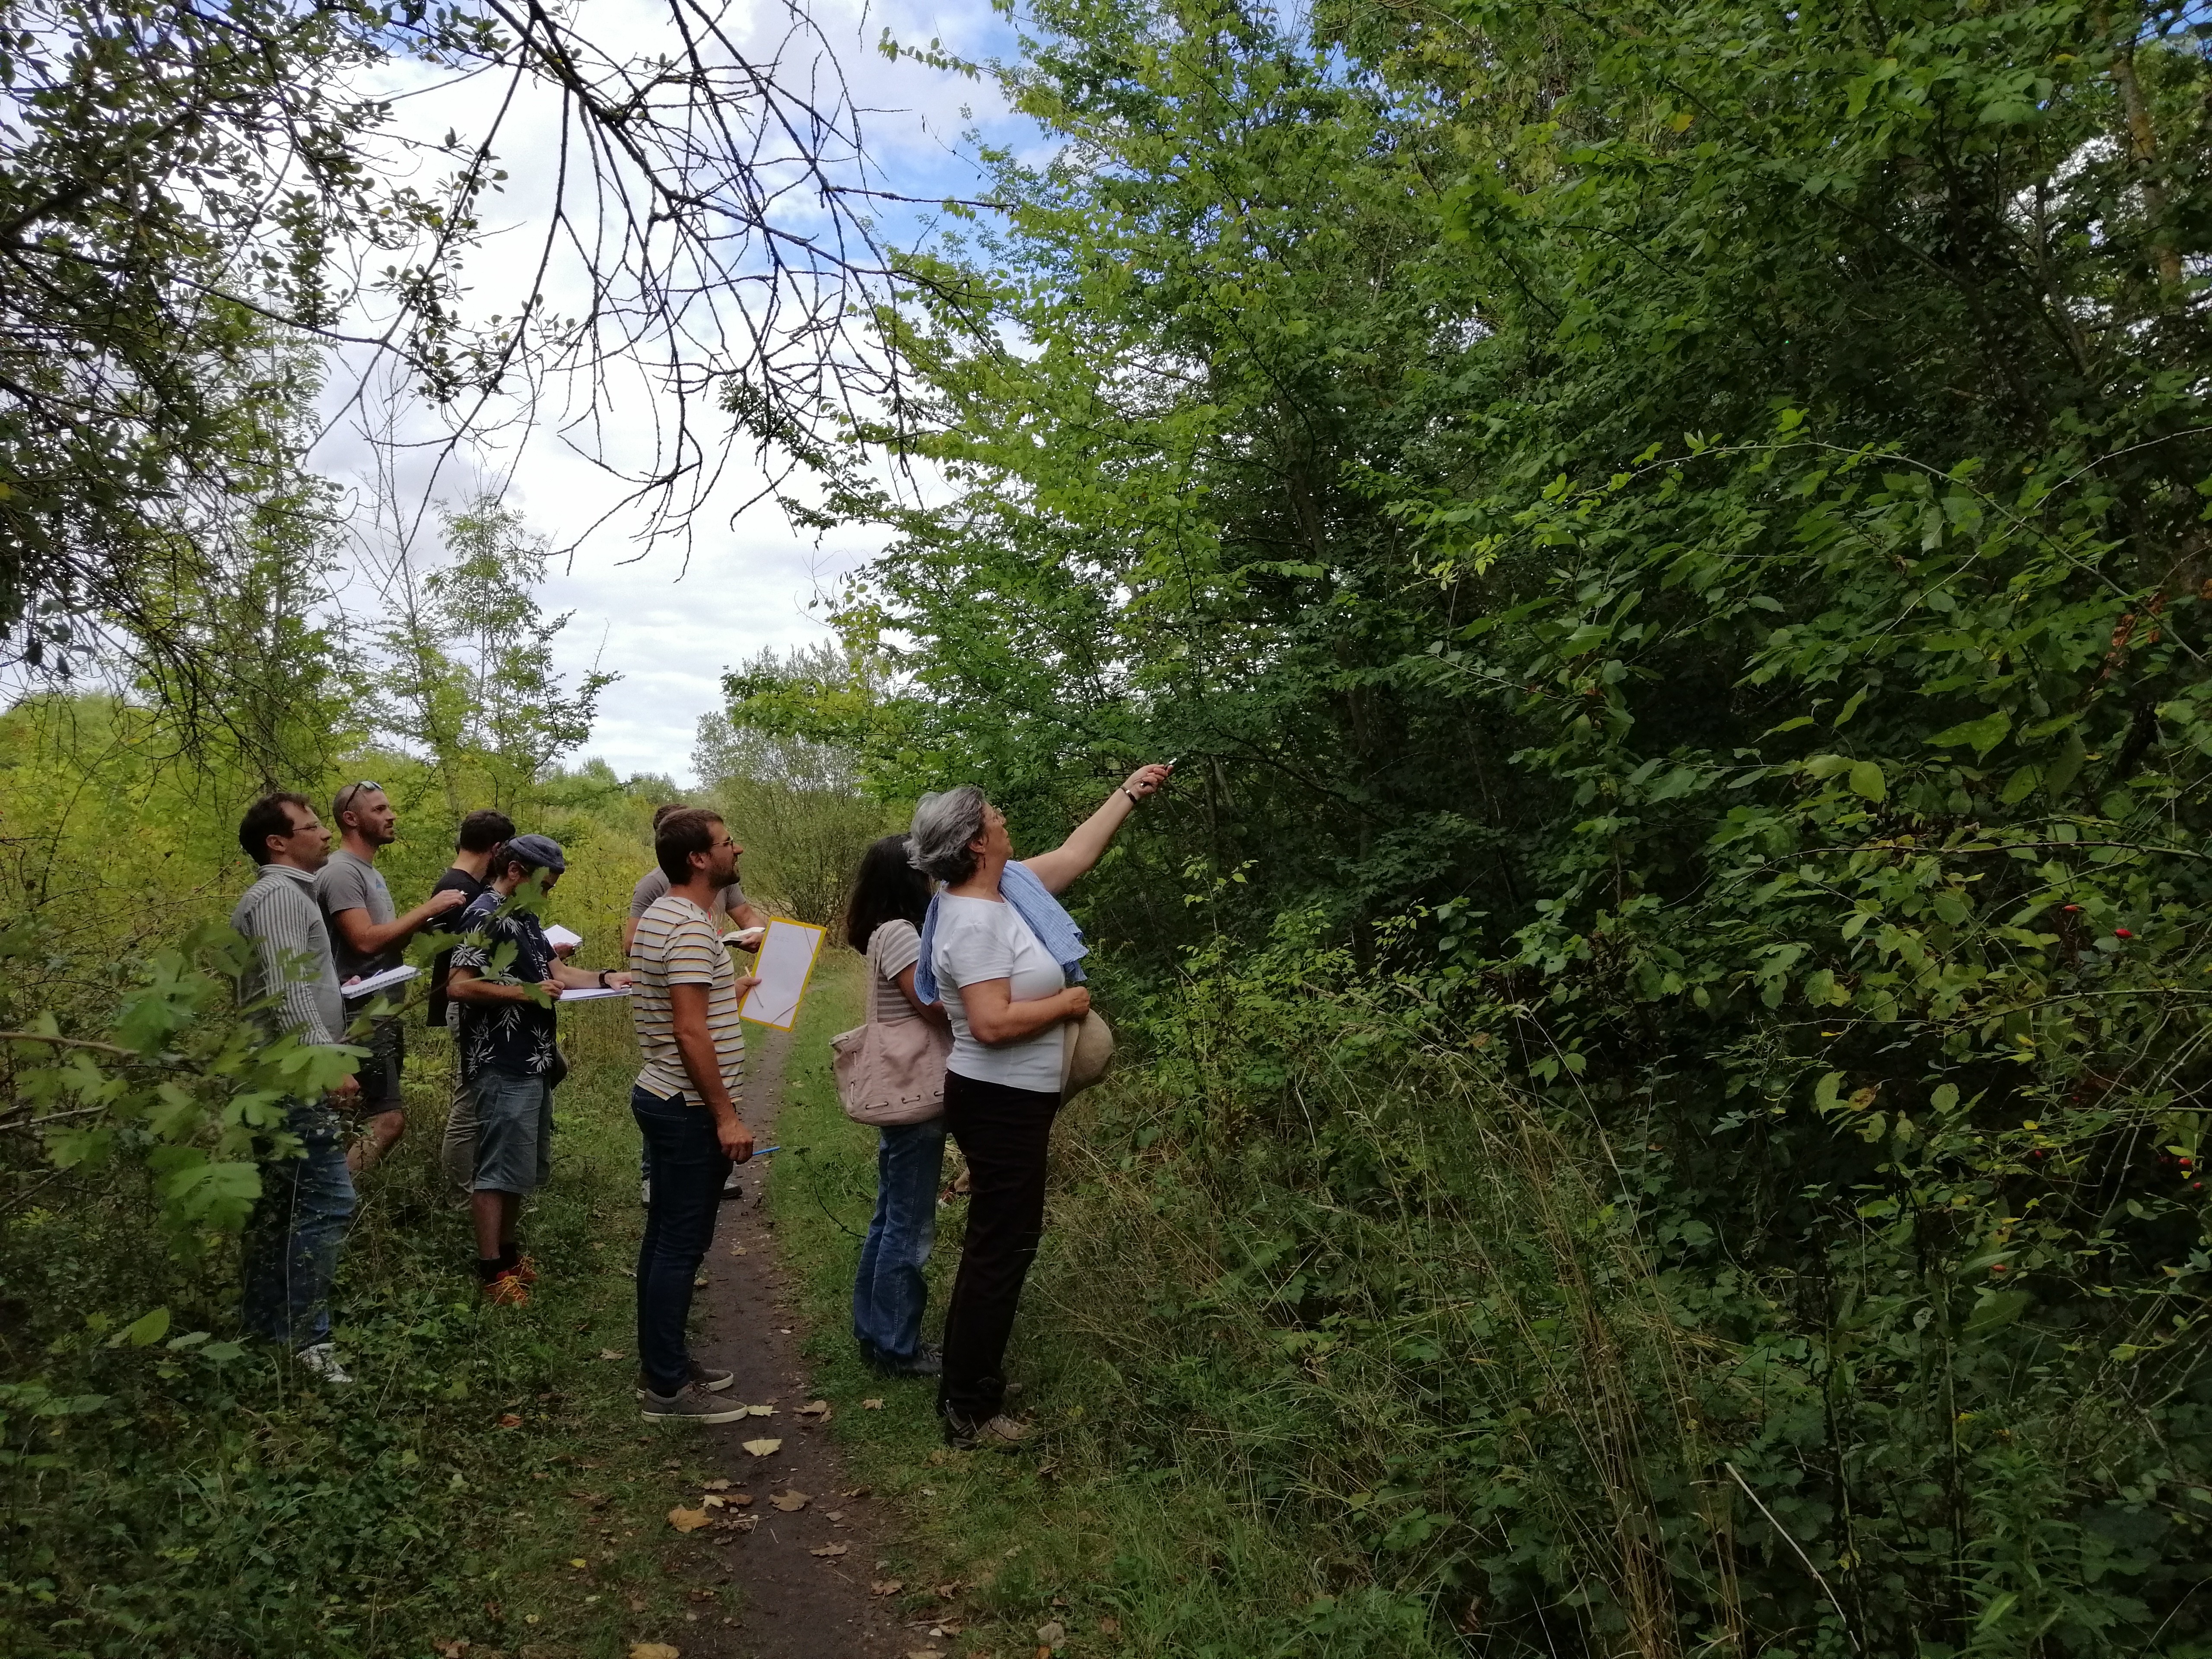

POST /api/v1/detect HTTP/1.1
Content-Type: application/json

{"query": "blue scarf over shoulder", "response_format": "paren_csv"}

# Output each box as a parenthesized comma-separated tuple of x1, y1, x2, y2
(912, 859, 1087, 1004)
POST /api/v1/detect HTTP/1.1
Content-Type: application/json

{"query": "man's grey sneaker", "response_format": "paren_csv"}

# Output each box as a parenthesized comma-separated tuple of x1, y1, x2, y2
(641, 1383, 753, 1424)
(720, 1168, 743, 1201)
(639, 1178, 652, 1207)
(635, 1359, 736, 1400)
(296, 1342, 353, 1385)
(943, 1411, 1032, 1452)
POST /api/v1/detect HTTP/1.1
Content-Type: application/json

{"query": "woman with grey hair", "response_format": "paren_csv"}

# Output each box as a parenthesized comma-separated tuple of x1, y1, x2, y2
(908, 763, 1172, 1449)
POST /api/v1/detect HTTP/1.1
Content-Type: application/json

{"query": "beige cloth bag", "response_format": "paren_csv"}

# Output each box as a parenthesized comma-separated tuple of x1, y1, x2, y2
(832, 944, 952, 1125)
(1060, 1011, 1116, 1099)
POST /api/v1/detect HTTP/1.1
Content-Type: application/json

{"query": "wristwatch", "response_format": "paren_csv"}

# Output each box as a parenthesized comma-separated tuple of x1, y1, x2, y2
(597, 969, 612, 988)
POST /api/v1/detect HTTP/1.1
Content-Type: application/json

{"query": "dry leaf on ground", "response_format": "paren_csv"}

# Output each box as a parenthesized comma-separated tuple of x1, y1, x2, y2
(871, 1580, 903, 1596)
(702, 1496, 726, 1510)
(906, 1651, 944, 1659)
(741, 1438, 782, 1457)
(666, 1506, 712, 1533)
(768, 1489, 809, 1512)
(796, 1398, 830, 1417)
(598, 1349, 624, 1360)
(809, 1542, 849, 1557)
(496, 1414, 522, 1428)
(861, 1398, 884, 1410)
(629, 1645, 680, 1659)
(1099, 1617, 1121, 1635)
(744, 1403, 774, 1417)
(1036, 1621, 1067, 1646)
(701, 1478, 731, 1492)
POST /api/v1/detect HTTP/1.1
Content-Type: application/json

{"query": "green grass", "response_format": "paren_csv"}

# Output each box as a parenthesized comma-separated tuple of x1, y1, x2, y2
(1, 1000, 747, 1659)
(764, 955, 1451, 1659)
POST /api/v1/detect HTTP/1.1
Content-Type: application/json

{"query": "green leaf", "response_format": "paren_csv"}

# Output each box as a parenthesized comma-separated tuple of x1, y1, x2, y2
(1926, 709, 2011, 757)
(1847, 760, 1886, 801)
(112, 1307, 171, 1348)
(1964, 1289, 2031, 1338)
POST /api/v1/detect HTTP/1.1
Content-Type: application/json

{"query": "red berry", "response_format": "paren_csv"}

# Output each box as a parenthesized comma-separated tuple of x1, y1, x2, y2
(2115, 928, 2133, 938)
(1991, 1262, 2008, 1272)
(2064, 904, 2080, 912)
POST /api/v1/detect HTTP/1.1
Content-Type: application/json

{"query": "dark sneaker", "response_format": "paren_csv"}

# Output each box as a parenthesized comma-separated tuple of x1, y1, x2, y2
(635, 1359, 736, 1399)
(869, 1342, 943, 1379)
(641, 1383, 753, 1424)
(943, 1410, 1033, 1452)
(720, 1168, 743, 1202)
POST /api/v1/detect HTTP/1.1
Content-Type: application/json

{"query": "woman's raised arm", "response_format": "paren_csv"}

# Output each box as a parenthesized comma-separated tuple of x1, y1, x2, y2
(1022, 764, 1172, 895)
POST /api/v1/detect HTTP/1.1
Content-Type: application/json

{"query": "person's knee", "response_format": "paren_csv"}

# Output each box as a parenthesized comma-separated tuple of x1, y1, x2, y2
(369, 1107, 405, 1141)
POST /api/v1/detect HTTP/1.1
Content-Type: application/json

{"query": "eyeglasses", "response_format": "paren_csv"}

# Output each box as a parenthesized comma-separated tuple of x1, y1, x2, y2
(334, 780, 383, 818)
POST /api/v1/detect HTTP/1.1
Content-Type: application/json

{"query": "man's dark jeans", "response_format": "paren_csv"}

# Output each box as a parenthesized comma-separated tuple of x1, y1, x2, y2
(937, 1071, 1059, 1427)
(241, 1097, 356, 1349)
(631, 1084, 732, 1397)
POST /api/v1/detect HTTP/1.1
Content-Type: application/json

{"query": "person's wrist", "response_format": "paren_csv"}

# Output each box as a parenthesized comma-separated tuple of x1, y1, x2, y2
(1121, 785, 1141, 806)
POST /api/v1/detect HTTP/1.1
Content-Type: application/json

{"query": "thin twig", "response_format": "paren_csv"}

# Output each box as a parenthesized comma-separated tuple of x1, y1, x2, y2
(1725, 1462, 1862, 1655)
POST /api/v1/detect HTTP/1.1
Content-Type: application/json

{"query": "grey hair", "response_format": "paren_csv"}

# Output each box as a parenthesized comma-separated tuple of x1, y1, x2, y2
(907, 785, 989, 885)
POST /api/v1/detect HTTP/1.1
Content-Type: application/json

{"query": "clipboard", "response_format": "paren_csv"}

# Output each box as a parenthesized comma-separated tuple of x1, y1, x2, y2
(738, 918, 826, 1030)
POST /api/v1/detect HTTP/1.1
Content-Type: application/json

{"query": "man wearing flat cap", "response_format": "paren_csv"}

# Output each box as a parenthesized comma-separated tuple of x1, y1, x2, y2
(448, 833, 632, 1304)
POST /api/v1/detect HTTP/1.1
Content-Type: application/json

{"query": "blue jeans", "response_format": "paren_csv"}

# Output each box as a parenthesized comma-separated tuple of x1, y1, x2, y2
(241, 1098, 356, 1348)
(852, 1119, 947, 1367)
(631, 1085, 731, 1396)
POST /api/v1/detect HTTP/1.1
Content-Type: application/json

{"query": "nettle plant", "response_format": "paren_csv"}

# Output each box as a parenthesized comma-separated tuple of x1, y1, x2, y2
(1409, 419, 2212, 1646)
(2, 919, 366, 1256)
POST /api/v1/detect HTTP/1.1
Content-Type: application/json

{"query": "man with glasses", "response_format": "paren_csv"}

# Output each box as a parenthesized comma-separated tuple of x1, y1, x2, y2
(316, 781, 468, 1173)
(232, 792, 359, 1384)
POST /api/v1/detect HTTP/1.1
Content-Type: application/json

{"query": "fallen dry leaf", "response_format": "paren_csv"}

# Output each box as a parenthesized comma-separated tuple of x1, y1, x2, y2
(935, 1583, 963, 1600)
(496, 1414, 523, 1428)
(906, 1651, 944, 1659)
(667, 1506, 712, 1534)
(861, 1398, 884, 1410)
(796, 1398, 830, 1416)
(871, 1580, 903, 1596)
(630, 1645, 680, 1659)
(701, 1478, 731, 1492)
(744, 1403, 774, 1417)
(729, 1491, 753, 1506)
(568, 1557, 588, 1569)
(741, 1437, 782, 1457)
(598, 1349, 624, 1361)
(768, 1489, 809, 1512)
(809, 1542, 849, 1557)
(1099, 1616, 1122, 1635)
(729, 1245, 747, 1256)
(701, 1496, 726, 1510)
(1037, 1621, 1067, 1647)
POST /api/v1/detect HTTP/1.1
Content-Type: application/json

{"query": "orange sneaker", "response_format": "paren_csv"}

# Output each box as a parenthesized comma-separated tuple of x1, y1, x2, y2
(483, 1270, 530, 1307)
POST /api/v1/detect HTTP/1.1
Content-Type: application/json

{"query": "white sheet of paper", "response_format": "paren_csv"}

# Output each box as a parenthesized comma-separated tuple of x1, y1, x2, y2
(559, 984, 630, 1001)
(738, 918, 826, 1030)
(342, 963, 419, 1000)
(543, 923, 582, 949)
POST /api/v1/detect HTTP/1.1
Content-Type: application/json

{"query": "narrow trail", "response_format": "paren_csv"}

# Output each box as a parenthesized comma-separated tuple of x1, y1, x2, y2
(657, 1025, 921, 1659)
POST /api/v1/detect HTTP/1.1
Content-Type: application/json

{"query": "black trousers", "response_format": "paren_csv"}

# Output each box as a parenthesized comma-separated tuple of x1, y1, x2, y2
(938, 1069, 1061, 1425)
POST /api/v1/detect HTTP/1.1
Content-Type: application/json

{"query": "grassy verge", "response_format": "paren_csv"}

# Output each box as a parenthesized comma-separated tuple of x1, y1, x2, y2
(765, 954, 1448, 1659)
(2, 999, 741, 1659)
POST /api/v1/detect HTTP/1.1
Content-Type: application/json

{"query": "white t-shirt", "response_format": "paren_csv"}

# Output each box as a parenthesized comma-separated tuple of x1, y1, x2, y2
(931, 895, 1066, 1093)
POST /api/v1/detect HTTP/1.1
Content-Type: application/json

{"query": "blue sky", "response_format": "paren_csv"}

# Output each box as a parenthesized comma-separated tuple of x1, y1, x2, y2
(314, 0, 1046, 784)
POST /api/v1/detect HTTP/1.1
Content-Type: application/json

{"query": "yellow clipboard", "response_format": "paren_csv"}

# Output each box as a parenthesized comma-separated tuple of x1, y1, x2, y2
(737, 917, 826, 1030)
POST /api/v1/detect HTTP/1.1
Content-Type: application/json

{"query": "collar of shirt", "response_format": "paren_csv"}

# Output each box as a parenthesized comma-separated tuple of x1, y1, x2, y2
(261, 864, 318, 887)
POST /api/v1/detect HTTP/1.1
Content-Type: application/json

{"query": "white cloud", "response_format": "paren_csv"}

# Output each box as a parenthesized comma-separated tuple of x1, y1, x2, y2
(310, 0, 1040, 783)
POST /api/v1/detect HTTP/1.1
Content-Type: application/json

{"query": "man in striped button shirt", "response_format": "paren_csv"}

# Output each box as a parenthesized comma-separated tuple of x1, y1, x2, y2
(231, 791, 360, 1386)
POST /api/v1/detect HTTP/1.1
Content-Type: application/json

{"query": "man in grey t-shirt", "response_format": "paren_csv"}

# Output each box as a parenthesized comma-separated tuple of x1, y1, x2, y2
(621, 804, 769, 954)
(316, 781, 467, 1173)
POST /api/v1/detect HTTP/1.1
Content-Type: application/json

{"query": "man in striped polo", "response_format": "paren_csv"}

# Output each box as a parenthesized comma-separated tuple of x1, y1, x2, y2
(628, 808, 759, 1421)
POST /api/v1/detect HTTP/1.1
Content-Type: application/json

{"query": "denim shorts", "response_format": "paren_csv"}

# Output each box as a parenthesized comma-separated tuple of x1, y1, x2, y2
(470, 1068, 553, 1193)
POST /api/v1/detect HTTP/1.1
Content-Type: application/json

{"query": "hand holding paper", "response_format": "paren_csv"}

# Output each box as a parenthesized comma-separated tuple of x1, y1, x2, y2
(738, 919, 825, 1030)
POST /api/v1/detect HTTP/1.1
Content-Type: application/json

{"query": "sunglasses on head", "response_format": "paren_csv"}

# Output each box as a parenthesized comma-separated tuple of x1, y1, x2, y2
(334, 780, 384, 818)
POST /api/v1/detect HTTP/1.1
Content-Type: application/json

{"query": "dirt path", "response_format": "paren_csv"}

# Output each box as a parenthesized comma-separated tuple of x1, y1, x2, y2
(661, 1027, 921, 1659)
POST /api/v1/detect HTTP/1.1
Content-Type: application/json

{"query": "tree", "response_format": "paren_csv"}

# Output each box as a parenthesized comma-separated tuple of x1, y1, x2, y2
(368, 490, 615, 814)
